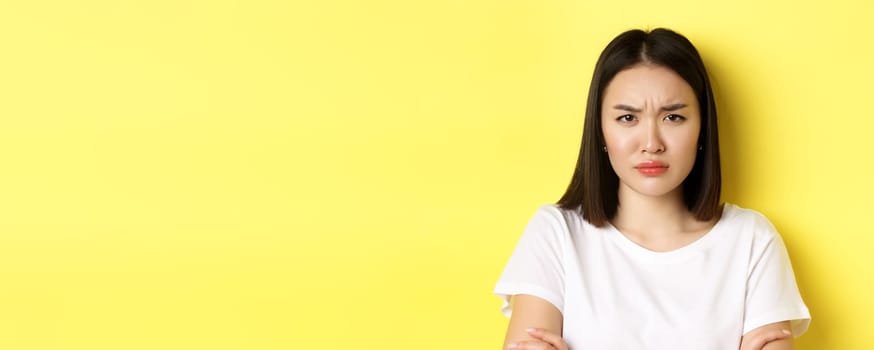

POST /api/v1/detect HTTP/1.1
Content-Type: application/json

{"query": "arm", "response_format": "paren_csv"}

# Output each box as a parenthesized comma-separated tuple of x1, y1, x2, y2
(739, 217, 809, 349)
(502, 294, 565, 349)
(740, 321, 793, 350)
(504, 295, 791, 350)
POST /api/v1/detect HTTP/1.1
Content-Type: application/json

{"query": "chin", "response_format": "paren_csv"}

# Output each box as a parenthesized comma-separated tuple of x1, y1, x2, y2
(623, 180, 684, 198)
(633, 188, 677, 198)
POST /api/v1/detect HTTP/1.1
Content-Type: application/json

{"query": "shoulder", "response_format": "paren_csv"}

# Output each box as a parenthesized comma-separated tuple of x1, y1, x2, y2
(532, 204, 578, 223)
(518, 204, 587, 243)
(528, 204, 588, 233)
(720, 203, 787, 256)
(722, 203, 781, 238)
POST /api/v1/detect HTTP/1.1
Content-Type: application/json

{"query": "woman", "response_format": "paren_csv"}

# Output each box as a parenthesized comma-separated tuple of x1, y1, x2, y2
(494, 28, 810, 350)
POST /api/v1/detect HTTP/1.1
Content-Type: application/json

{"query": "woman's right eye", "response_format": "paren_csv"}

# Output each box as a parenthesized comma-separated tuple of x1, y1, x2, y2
(616, 114, 636, 123)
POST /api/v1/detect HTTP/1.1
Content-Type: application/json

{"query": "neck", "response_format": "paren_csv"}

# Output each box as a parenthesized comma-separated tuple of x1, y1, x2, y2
(612, 184, 690, 236)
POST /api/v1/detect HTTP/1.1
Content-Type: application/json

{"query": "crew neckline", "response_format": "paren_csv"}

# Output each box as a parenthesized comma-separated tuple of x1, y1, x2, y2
(605, 203, 734, 263)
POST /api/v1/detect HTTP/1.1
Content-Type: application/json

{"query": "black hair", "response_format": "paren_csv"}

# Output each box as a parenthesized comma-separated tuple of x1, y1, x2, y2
(557, 28, 721, 227)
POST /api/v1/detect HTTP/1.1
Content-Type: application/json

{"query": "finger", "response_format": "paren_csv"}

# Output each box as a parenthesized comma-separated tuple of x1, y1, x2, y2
(526, 328, 568, 350)
(748, 329, 791, 350)
(507, 339, 556, 350)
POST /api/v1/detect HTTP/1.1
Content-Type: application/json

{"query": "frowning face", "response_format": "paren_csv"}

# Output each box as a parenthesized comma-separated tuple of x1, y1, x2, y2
(601, 64, 701, 200)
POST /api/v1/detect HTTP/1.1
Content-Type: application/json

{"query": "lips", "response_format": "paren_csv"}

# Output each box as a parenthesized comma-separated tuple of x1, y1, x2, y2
(635, 161, 668, 176)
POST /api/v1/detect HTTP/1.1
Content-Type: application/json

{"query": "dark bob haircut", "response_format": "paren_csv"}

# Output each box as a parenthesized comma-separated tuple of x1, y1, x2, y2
(557, 28, 721, 227)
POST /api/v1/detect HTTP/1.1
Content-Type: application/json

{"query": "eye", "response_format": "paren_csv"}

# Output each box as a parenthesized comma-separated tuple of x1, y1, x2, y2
(664, 114, 686, 122)
(616, 114, 636, 123)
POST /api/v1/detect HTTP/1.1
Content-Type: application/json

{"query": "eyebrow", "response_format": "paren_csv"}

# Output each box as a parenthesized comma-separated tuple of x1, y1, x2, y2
(612, 103, 688, 112)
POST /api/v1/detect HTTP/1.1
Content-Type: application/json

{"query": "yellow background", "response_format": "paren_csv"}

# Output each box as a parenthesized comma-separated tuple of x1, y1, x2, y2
(0, 0, 870, 349)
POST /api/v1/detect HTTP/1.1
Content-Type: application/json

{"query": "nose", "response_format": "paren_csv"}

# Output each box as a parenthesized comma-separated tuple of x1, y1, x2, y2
(642, 120, 665, 154)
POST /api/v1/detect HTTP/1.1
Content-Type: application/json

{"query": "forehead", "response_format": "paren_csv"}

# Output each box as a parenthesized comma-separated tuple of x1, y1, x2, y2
(602, 64, 696, 105)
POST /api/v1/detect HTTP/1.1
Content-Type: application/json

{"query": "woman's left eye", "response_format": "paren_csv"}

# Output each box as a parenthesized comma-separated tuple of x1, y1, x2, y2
(664, 114, 686, 122)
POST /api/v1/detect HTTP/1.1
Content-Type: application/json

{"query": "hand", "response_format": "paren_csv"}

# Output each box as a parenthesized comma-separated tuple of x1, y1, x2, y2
(506, 328, 569, 350)
(740, 328, 792, 350)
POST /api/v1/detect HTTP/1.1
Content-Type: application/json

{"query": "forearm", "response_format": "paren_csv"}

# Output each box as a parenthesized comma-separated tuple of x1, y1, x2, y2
(504, 295, 563, 346)
(760, 338, 793, 350)
(739, 321, 794, 350)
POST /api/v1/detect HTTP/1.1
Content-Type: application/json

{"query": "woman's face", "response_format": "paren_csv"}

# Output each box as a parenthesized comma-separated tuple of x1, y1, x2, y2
(601, 64, 701, 199)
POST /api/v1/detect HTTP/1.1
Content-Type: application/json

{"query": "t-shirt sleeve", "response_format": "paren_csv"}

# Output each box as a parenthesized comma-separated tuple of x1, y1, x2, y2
(493, 205, 567, 318)
(742, 214, 811, 336)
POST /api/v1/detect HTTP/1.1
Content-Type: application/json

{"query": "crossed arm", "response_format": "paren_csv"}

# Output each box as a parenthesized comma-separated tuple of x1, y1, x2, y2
(503, 295, 793, 350)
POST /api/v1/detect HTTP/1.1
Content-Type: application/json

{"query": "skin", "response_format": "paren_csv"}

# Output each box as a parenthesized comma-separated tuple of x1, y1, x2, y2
(502, 64, 795, 349)
(602, 64, 710, 251)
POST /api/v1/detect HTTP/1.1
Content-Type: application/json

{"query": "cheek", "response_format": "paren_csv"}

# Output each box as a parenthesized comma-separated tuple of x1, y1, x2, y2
(669, 126, 701, 163)
(670, 132, 699, 150)
(604, 133, 636, 172)
(602, 127, 634, 152)
(682, 123, 702, 148)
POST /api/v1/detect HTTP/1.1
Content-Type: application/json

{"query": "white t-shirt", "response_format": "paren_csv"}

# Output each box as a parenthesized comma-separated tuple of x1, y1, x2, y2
(494, 203, 810, 349)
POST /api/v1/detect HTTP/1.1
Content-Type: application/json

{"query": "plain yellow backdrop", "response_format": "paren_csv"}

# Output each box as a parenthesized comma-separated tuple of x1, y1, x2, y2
(0, 0, 871, 349)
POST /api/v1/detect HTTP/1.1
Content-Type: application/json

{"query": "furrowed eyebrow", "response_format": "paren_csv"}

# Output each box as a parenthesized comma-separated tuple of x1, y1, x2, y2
(611, 103, 688, 112)
(613, 104, 641, 112)
(660, 103, 688, 112)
